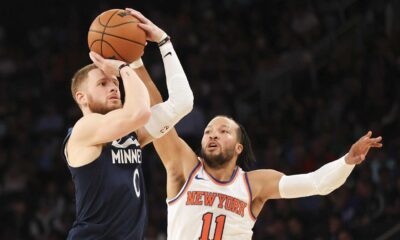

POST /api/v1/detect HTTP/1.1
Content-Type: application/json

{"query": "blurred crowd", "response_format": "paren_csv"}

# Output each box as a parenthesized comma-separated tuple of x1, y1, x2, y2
(0, 0, 399, 239)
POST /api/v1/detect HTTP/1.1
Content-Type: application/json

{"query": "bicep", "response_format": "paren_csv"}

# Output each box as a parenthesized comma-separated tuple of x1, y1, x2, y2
(153, 129, 198, 179)
(248, 169, 284, 202)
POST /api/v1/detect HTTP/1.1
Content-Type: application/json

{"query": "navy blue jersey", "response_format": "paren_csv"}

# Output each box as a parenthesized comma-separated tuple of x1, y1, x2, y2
(62, 128, 148, 240)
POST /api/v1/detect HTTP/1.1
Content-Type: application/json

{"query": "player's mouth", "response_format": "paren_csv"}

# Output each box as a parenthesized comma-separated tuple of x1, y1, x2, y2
(207, 141, 220, 150)
(108, 95, 120, 101)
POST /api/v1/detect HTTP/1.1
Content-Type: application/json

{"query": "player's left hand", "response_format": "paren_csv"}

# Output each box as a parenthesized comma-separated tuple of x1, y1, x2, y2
(125, 8, 167, 43)
(345, 131, 382, 165)
(89, 51, 125, 77)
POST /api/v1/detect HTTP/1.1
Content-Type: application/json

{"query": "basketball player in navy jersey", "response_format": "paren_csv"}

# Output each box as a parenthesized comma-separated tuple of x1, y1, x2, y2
(127, 9, 384, 239)
(62, 10, 194, 239)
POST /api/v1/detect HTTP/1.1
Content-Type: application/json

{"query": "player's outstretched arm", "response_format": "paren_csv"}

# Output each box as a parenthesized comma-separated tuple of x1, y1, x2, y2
(134, 62, 198, 196)
(125, 8, 198, 198)
(71, 52, 151, 147)
(249, 131, 383, 203)
(126, 8, 194, 144)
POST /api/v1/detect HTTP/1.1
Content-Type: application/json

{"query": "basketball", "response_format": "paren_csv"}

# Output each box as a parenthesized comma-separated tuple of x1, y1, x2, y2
(88, 9, 146, 62)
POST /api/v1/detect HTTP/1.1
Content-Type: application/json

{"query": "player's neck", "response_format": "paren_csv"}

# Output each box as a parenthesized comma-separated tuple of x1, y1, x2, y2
(82, 108, 90, 115)
(203, 160, 237, 182)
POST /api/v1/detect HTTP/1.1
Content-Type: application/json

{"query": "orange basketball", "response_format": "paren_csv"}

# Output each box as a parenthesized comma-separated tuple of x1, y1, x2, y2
(88, 9, 146, 62)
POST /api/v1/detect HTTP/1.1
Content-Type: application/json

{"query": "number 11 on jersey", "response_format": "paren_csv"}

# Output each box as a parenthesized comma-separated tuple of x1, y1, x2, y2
(199, 212, 226, 240)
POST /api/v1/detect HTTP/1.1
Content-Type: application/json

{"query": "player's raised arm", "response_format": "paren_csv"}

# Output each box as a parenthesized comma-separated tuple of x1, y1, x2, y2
(248, 131, 382, 210)
(126, 8, 194, 143)
(125, 8, 198, 196)
(70, 53, 151, 147)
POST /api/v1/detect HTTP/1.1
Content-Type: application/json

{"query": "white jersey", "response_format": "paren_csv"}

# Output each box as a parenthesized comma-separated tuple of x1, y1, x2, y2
(167, 161, 256, 240)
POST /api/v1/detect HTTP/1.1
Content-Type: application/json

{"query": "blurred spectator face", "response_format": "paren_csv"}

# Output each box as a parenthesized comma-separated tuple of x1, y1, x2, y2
(338, 230, 353, 240)
(288, 217, 303, 237)
(329, 215, 341, 234)
(356, 180, 372, 198)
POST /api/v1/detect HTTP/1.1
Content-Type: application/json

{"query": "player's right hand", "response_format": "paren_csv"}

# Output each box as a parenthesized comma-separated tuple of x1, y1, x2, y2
(125, 8, 167, 43)
(89, 51, 126, 77)
(345, 131, 382, 165)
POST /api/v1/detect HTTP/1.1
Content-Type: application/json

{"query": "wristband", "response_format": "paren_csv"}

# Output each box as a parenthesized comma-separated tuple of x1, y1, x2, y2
(129, 58, 144, 69)
(158, 35, 171, 47)
(118, 63, 130, 77)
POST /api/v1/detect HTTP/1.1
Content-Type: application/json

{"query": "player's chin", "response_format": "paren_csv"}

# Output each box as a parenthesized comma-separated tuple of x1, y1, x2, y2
(108, 101, 122, 109)
(206, 149, 221, 156)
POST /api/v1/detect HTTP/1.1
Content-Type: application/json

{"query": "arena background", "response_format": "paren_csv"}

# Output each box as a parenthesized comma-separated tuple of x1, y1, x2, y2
(0, 0, 399, 239)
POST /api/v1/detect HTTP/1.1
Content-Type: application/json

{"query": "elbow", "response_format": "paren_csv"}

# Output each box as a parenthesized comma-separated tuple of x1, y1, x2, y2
(317, 181, 344, 195)
(138, 108, 152, 125)
(181, 96, 194, 115)
(129, 107, 152, 127)
(168, 97, 193, 118)
(177, 91, 194, 115)
(317, 188, 334, 196)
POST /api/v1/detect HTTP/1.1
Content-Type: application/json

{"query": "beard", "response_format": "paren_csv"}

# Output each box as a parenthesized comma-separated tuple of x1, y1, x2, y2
(200, 145, 235, 169)
(87, 95, 121, 114)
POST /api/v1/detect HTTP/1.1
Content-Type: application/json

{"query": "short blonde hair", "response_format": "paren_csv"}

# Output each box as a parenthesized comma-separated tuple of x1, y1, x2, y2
(71, 63, 97, 103)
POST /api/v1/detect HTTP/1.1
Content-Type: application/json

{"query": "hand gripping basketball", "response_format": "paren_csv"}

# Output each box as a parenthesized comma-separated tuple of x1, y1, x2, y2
(89, 51, 125, 77)
(125, 8, 167, 43)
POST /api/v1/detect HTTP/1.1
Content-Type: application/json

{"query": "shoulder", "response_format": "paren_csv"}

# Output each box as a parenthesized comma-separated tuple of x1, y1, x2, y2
(65, 117, 104, 167)
(74, 113, 102, 129)
(247, 169, 284, 182)
(69, 114, 101, 140)
(67, 114, 101, 149)
(247, 169, 284, 200)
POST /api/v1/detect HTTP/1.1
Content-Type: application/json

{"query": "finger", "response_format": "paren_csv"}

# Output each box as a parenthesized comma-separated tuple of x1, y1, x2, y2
(89, 51, 103, 63)
(125, 8, 151, 24)
(371, 143, 383, 148)
(371, 136, 382, 142)
(361, 131, 372, 141)
(137, 23, 152, 32)
(366, 131, 372, 138)
(366, 137, 382, 145)
(89, 52, 102, 66)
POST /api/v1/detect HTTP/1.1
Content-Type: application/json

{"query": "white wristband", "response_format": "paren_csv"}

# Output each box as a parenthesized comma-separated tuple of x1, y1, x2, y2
(129, 58, 144, 69)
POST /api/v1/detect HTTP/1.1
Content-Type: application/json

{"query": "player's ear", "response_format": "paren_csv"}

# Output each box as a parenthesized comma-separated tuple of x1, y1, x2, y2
(235, 143, 243, 155)
(76, 91, 87, 107)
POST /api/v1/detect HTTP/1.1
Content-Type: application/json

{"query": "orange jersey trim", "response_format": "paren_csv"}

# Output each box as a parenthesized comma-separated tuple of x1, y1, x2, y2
(167, 161, 201, 206)
(203, 166, 239, 186)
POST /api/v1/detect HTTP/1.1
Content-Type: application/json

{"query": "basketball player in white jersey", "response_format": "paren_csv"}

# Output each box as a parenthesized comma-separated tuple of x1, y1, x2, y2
(127, 9, 383, 240)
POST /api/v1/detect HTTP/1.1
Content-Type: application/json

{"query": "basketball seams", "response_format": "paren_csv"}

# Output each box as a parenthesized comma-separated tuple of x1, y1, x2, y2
(104, 20, 141, 28)
(97, 15, 107, 27)
(89, 29, 146, 46)
(89, 39, 102, 50)
(102, 40, 128, 62)
(98, 18, 140, 28)
(89, 39, 131, 62)
(100, 10, 120, 56)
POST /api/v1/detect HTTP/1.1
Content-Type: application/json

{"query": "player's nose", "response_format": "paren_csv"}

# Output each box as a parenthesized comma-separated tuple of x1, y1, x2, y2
(208, 132, 218, 140)
(110, 85, 119, 93)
